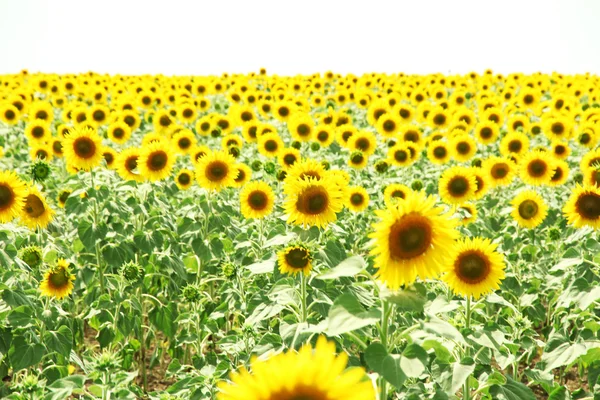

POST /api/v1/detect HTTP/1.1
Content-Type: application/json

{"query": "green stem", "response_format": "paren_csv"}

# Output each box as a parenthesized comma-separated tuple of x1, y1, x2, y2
(90, 169, 105, 294)
(195, 302, 204, 356)
(300, 273, 308, 323)
(138, 287, 148, 393)
(464, 296, 472, 400)
(379, 300, 391, 400)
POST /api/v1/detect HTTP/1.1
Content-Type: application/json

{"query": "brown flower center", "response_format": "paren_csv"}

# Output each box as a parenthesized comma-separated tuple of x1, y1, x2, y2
(296, 187, 329, 215)
(24, 194, 45, 218)
(576, 193, 600, 220)
(518, 199, 538, 220)
(206, 161, 228, 182)
(248, 191, 268, 210)
(74, 137, 96, 159)
(285, 248, 310, 269)
(455, 251, 490, 284)
(388, 214, 432, 260)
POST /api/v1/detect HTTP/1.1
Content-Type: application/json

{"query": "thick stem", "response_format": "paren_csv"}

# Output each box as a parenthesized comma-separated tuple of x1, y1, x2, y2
(379, 300, 391, 400)
(138, 287, 148, 393)
(300, 273, 308, 323)
(464, 296, 472, 400)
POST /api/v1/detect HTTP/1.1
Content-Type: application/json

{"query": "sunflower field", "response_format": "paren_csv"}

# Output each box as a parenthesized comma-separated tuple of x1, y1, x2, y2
(1, 70, 600, 400)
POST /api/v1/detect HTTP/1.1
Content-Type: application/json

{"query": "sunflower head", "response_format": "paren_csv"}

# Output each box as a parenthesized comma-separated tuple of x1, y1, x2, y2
(277, 243, 313, 276)
(40, 259, 75, 300)
(283, 176, 344, 228)
(21, 186, 55, 229)
(31, 160, 51, 183)
(240, 181, 275, 219)
(18, 245, 43, 269)
(63, 126, 103, 171)
(195, 151, 238, 192)
(563, 185, 600, 229)
(511, 190, 548, 229)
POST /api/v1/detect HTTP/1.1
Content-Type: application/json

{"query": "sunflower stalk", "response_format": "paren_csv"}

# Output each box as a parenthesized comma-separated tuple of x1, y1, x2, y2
(464, 296, 472, 400)
(379, 300, 392, 400)
(90, 169, 105, 294)
(300, 273, 308, 323)
(137, 286, 148, 393)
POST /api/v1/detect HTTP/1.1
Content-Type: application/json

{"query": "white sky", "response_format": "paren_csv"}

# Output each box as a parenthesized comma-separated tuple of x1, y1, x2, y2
(1, 0, 599, 76)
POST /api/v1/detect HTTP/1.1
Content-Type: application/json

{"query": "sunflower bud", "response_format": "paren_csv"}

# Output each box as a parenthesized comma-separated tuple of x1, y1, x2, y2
(19, 245, 43, 268)
(220, 261, 237, 278)
(548, 227, 561, 241)
(228, 145, 241, 158)
(411, 180, 424, 191)
(471, 157, 482, 168)
(251, 160, 263, 172)
(321, 160, 330, 170)
(374, 160, 389, 174)
(387, 139, 397, 147)
(310, 142, 320, 151)
(291, 140, 301, 150)
(574, 172, 584, 184)
(182, 284, 202, 303)
(263, 161, 276, 175)
(277, 170, 287, 181)
(120, 261, 144, 284)
(31, 160, 51, 182)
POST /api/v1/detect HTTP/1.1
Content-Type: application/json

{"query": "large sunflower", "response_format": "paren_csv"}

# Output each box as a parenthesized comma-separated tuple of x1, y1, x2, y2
(511, 190, 547, 229)
(20, 186, 55, 229)
(438, 166, 477, 205)
(216, 336, 375, 400)
(240, 181, 275, 219)
(195, 150, 238, 192)
(63, 126, 104, 171)
(40, 259, 75, 300)
(369, 190, 459, 289)
(519, 151, 556, 186)
(0, 170, 28, 223)
(283, 176, 344, 228)
(563, 185, 600, 229)
(441, 237, 506, 300)
(138, 142, 176, 182)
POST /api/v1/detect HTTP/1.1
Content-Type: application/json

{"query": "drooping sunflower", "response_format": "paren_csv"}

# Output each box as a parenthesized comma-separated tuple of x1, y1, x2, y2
(563, 185, 600, 229)
(441, 237, 505, 300)
(57, 189, 71, 208)
(40, 259, 75, 300)
(519, 151, 556, 186)
(20, 185, 55, 229)
(370, 190, 459, 289)
(283, 176, 344, 228)
(0, 170, 28, 223)
(346, 186, 369, 212)
(175, 169, 194, 190)
(116, 147, 144, 182)
(277, 244, 313, 276)
(63, 126, 104, 171)
(216, 336, 376, 400)
(138, 142, 175, 182)
(482, 156, 517, 187)
(511, 190, 548, 228)
(451, 134, 477, 162)
(384, 183, 411, 208)
(257, 133, 284, 158)
(239, 181, 275, 219)
(195, 150, 238, 192)
(438, 166, 477, 205)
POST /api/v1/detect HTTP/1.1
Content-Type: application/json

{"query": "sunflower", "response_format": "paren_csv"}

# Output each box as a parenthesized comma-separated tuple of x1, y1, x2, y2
(153, 109, 175, 134)
(399, 124, 423, 146)
(346, 186, 369, 212)
(258, 133, 284, 158)
(0, 103, 20, 125)
(195, 115, 213, 137)
(221, 135, 244, 150)
(441, 237, 505, 300)
(482, 156, 516, 187)
(232, 163, 252, 188)
(283, 176, 344, 228)
(336, 125, 358, 147)
(451, 134, 477, 162)
(388, 142, 413, 167)
(138, 142, 175, 182)
(511, 190, 548, 229)
(51, 138, 64, 158)
(507, 114, 530, 134)
(0, 170, 28, 223)
(278, 148, 301, 172)
(428, 106, 450, 130)
(216, 336, 375, 400)
(116, 147, 144, 182)
(178, 103, 197, 124)
(370, 190, 458, 289)
(475, 121, 499, 144)
(284, 158, 327, 189)
(25, 120, 51, 143)
(563, 185, 600, 229)
(191, 145, 211, 166)
(63, 126, 103, 171)
(427, 141, 451, 165)
(195, 150, 238, 192)
(172, 129, 196, 155)
(175, 169, 194, 190)
(273, 101, 295, 122)
(376, 113, 401, 137)
(240, 181, 275, 219)
(20, 186, 54, 229)
(519, 151, 556, 186)
(87, 104, 110, 127)
(57, 189, 71, 208)
(383, 183, 411, 208)
(348, 130, 377, 156)
(471, 167, 489, 199)
(277, 244, 313, 276)
(439, 166, 477, 205)
(551, 141, 571, 160)
(348, 151, 368, 169)
(500, 131, 529, 158)
(288, 113, 315, 142)
(457, 203, 477, 225)
(107, 121, 132, 145)
(28, 101, 54, 123)
(543, 115, 573, 141)
(40, 259, 75, 300)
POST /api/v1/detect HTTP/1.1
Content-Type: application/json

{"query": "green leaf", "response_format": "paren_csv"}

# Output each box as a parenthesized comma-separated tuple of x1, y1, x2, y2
(326, 293, 380, 336)
(542, 342, 587, 372)
(589, 360, 600, 391)
(246, 259, 275, 275)
(2, 289, 33, 308)
(8, 337, 45, 371)
(450, 359, 475, 394)
(422, 315, 465, 344)
(44, 326, 73, 357)
(381, 287, 425, 312)
(548, 386, 569, 400)
(316, 256, 365, 280)
(400, 344, 428, 378)
(382, 354, 406, 388)
(77, 220, 107, 250)
(490, 376, 536, 400)
(8, 305, 35, 328)
(365, 343, 388, 375)
(149, 303, 178, 339)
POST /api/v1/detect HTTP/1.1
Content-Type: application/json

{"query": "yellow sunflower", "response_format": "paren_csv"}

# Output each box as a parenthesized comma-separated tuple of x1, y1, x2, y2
(474, 121, 499, 144)
(0, 170, 28, 223)
(216, 336, 375, 400)
(25, 120, 51, 143)
(441, 237, 505, 300)
(287, 113, 315, 142)
(175, 169, 194, 190)
(427, 141, 451, 165)
(314, 125, 335, 147)
(384, 183, 411, 208)
(116, 147, 144, 183)
(63, 126, 104, 171)
(348, 151, 368, 169)
(195, 150, 238, 192)
(40, 259, 75, 300)
(388, 142, 414, 167)
(511, 190, 548, 229)
(346, 186, 369, 212)
(563, 185, 600, 229)
(138, 142, 176, 182)
(500, 131, 529, 158)
(277, 244, 313, 276)
(519, 151, 556, 186)
(369, 190, 459, 289)
(457, 203, 477, 225)
(471, 168, 490, 199)
(438, 166, 477, 205)
(348, 130, 377, 156)
(278, 148, 301, 172)
(549, 159, 570, 186)
(20, 186, 55, 229)
(451, 134, 477, 162)
(482, 156, 517, 187)
(284, 158, 327, 190)
(257, 133, 284, 158)
(283, 176, 344, 228)
(232, 163, 252, 188)
(551, 141, 571, 160)
(240, 181, 275, 219)
(57, 190, 71, 208)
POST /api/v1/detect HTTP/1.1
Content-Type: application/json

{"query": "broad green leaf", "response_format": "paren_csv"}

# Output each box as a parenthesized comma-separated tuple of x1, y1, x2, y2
(548, 386, 569, 400)
(149, 303, 178, 339)
(450, 359, 475, 394)
(422, 315, 465, 344)
(400, 344, 428, 378)
(326, 293, 380, 336)
(316, 256, 365, 280)
(8, 337, 45, 371)
(365, 343, 388, 375)
(44, 326, 73, 357)
(246, 259, 275, 275)
(542, 342, 587, 372)
(382, 354, 406, 388)
(489, 376, 536, 400)
(7, 305, 35, 328)
(381, 287, 426, 312)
